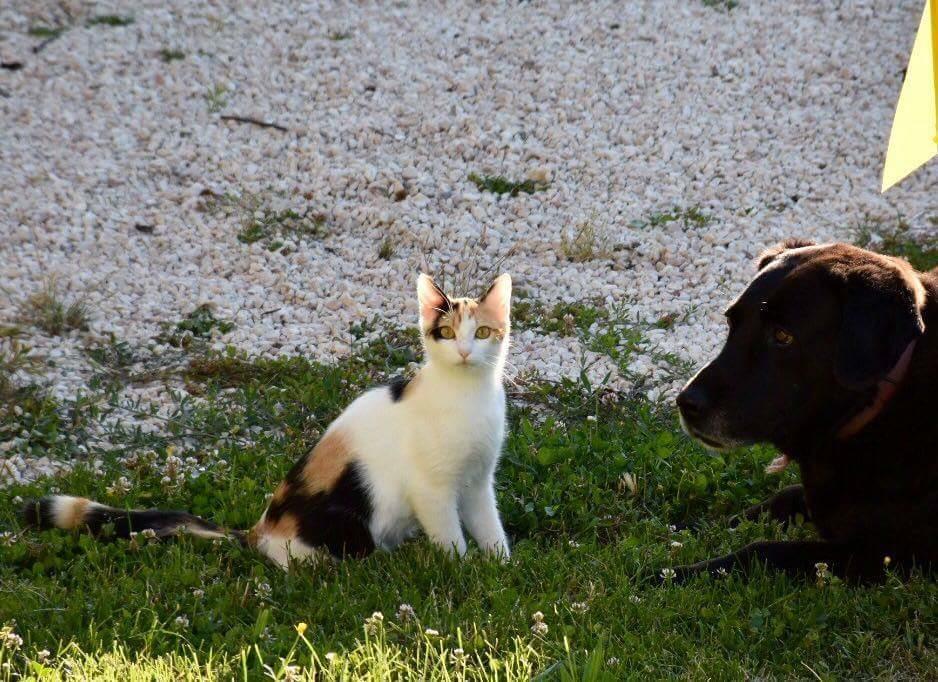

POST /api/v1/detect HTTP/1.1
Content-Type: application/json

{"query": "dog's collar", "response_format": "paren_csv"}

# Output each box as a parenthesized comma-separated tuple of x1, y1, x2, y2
(836, 339, 917, 440)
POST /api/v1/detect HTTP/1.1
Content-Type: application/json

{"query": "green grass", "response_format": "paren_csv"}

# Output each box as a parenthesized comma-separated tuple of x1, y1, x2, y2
(0, 330, 934, 679)
(856, 220, 938, 272)
(468, 173, 548, 197)
(87, 15, 134, 27)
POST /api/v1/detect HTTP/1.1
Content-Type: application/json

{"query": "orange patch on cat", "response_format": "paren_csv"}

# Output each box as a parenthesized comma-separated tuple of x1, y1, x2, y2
(270, 481, 291, 505)
(61, 497, 90, 529)
(301, 428, 353, 496)
(265, 512, 300, 538)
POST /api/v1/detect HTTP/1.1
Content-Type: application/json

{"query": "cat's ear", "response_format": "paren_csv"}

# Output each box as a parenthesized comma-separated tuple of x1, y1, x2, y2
(417, 274, 451, 321)
(479, 274, 512, 325)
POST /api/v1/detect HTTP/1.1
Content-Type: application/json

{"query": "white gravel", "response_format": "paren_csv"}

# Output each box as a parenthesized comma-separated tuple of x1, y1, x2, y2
(1, 1, 936, 483)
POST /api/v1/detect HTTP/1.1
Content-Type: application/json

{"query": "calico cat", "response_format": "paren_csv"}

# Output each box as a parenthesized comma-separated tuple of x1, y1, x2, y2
(22, 273, 513, 569)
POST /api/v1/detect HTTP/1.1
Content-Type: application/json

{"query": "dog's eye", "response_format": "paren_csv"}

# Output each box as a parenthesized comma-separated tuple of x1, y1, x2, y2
(475, 326, 491, 339)
(437, 326, 455, 340)
(772, 327, 794, 346)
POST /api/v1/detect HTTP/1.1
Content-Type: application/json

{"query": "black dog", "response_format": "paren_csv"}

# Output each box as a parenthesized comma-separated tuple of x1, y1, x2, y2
(674, 239, 936, 582)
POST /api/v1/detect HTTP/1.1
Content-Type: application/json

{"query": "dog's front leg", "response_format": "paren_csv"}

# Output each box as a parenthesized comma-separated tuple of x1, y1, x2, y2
(731, 484, 810, 528)
(669, 540, 882, 583)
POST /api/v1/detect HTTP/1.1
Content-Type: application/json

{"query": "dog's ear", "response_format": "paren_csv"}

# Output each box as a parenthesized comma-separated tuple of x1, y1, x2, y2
(757, 239, 817, 271)
(835, 268, 925, 389)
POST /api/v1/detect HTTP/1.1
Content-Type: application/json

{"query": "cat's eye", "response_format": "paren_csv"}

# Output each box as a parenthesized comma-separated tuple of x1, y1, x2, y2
(437, 326, 455, 340)
(475, 326, 492, 340)
(772, 327, 794, 346)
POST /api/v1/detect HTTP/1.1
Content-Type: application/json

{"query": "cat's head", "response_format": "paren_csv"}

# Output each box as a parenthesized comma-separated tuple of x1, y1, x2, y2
(417, 273, 511, 373)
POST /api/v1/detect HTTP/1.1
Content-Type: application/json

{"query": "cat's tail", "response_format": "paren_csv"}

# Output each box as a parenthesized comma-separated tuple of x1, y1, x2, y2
(20, 495, 248, 544)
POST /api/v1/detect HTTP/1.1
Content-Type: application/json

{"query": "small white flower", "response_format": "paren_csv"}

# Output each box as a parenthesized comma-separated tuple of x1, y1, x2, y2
(1, 628, 23, 650)
(567, 539, 581, 548)
(668, 524, 677, 533)
(670, 541, 683, 548)
(629, 595, 642, 604)
(660, 568, 676, 580)
(606, 657, 620, 666)
(424, 628, 439, 636)
(815, 562, 831, 586)
(141, 528, 157, 540)
(570, 601, 588, 614)
(174, 615, 189, 628)
(283, 664, 302, 681)
(107, 476, 133, 497)
(12, 496, 23, 505)
(396, 603, 416, 622)
(531, 611, 545, 622)
(192, 589, 205, 599)
(254, 581, 272, 600)
(0, 531, 15, 546)
(36, 649, 51, 663)
(324, 652, 338, 664)
(531, 621, 548, 636)
(586, 415, 597, 422)
(364, 611, 384, 635)
(450, 647, 466, 665)
(716, 567, 728, 577)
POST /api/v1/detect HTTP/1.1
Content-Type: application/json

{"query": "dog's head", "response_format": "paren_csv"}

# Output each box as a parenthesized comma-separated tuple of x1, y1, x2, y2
(677, 240, 926, 453)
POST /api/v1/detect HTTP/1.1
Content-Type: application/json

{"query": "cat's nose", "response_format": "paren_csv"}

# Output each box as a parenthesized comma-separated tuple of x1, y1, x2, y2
(458, 349, 470, 359)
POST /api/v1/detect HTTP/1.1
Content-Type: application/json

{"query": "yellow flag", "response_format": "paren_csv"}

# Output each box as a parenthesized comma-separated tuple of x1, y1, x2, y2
(882, 0, 938, 191)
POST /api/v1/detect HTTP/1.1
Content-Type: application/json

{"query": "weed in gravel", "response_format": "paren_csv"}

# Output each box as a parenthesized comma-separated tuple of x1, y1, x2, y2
(468, 173, 547, 197)
(632, 206, 712, 230)
(328, 31, 353, 41)
(703, 0, 739, 9)
(237, 209, 328, 249)
(560, 219, 614, 262)
(378, 238, 396, 260)
(204, 84, 228, 113)
(27, 26, 65, 38)
(156, 305, 234, 349)
(0, 329, 35, 400)
(856, 219, 938, 272)
(159, 49, 185, 62)
(18, 279, 90, 335)
(87, 15, 134, 27)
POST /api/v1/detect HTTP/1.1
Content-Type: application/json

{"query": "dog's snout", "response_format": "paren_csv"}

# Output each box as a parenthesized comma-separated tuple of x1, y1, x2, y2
(677, 384, 710, 421)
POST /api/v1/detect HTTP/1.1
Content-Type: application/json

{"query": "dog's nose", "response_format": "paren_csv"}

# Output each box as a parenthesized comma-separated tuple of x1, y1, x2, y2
(676, 384, 710, 421)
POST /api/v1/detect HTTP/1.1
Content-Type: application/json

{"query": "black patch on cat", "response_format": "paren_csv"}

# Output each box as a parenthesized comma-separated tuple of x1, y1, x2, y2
(266, 463, 375, 559)
(20, 498, 53, 528)
(424, 280, 454, 337)
(388, 375, 410, 402)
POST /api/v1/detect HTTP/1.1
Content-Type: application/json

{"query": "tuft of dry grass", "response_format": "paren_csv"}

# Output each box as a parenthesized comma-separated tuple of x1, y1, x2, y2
(0, 327, 35, 399)
(560, 219, 614, 262)
(18, 278, 90, 335)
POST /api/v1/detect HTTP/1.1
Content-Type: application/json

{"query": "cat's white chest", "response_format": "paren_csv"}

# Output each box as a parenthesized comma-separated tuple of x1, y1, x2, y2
(411, 388, 504, 480)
